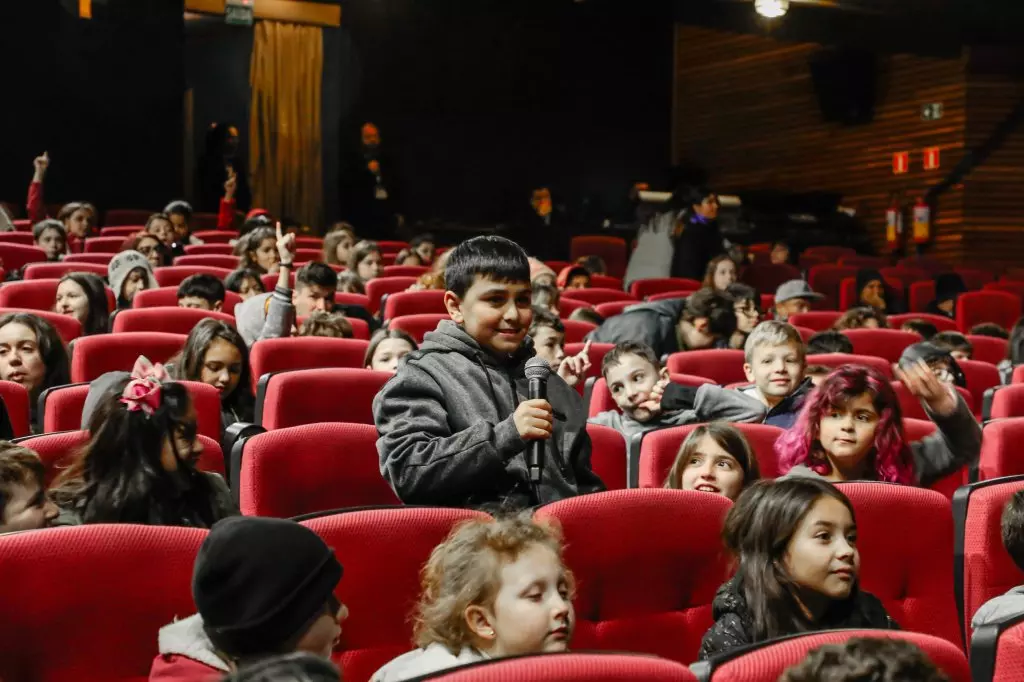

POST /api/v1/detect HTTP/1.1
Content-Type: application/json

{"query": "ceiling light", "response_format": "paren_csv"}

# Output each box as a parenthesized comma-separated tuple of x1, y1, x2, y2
(754, 0, 789, 18)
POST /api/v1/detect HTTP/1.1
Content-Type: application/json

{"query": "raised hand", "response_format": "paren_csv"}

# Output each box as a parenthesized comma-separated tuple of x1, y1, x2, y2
(33, 152, 49, 182)
(224, 168, 237, 200)
(557, 339, 592, 388)
(275, 221, 295, 263)
(896, 359, 957, 417)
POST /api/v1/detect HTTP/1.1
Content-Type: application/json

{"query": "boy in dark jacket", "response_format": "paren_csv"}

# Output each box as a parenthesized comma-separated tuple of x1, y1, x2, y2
(373, 236, 605, 509)
(737, 321, 814, 429)
(586, 289, 736, 359)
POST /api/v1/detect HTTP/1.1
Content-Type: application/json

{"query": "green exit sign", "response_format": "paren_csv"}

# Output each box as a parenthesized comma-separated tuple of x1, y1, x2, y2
(225, 0, 254, 26)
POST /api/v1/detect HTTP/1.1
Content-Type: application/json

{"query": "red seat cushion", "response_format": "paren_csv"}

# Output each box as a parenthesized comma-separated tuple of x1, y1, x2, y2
(257, 367, 391, 429)
(249, 337, 370, 392)
(239, 423, 400, 517)
(535, 489, 733, 664)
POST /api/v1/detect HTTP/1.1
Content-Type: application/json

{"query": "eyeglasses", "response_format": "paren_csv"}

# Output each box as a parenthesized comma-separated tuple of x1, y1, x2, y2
(734, 304, 760, 318)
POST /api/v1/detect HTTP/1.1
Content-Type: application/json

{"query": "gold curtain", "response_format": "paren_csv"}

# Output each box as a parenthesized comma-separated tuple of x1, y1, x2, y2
(249, 21, 323, 228)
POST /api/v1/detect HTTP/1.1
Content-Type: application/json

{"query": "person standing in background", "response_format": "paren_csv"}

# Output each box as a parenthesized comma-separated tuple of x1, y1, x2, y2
(198, 122, 250, 213)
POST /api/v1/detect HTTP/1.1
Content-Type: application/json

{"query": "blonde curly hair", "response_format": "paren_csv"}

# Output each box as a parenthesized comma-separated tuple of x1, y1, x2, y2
(413, 513, 573, 653)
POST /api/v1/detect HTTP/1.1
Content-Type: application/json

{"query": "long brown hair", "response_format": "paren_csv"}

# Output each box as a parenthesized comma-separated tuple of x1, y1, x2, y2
(664, 423, 760, 493)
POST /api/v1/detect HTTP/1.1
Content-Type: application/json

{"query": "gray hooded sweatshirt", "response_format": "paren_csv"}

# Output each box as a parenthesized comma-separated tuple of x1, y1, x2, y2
(373, 320, 605, 509)
(233, 288, 295, 347)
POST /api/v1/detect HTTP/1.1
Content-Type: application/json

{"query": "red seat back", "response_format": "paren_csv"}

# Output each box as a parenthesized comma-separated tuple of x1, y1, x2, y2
(838, 255, 889, 269)
(133, 287, 242, 315)
(628, 278, 701, 300)
(239, 423, 400, 517)
(892, 381, 974, 420)
(192, 230, 239, 244)
(183, 243, 233, 256)
(984, 281, 1024, 299)
(558, 298, 592, 317)
(0, 233, 37, 245)
(570, 236, 628, 278)
(593, 300, 635, 319)
(836, 482, 962, 647)
(957, 477, 1024, 645)
(257, 367, 391, 429)
(153, 266, 231, 288)
(0, 525, 207, 682)
(0, 381, 30, 438)
(23, 262, 109, 280)
(381, 265, 429, 277)
(566, 342, 614, 396)
(382, 289, 446, 319)
(112, 307, 235, 335)
(64, 253, 114, 265)
(249, 337, 369, 391)
(40, 383, 90, 434)
(0, 279, 65, 311)
(301, 508, 488, 682)
(639, 423, 784, 487)
(535, 489, 732, 663)
(841, 328, 920, 363)
(335, 292, 371, 310)
(21, 429, 90, 486)
(805, 353, 894, 379)
(808, 265, 858, 310)
(968, 335, 1009, 366)
(83, 236, 126, 253)
(562, 319, 596, 344)
(589, 274, 623, 290)
(909, 280, 937, 313)
(956, 268, 995, 289)
(365, 277, 417, 315)
(98, 226, 143, 238)
(740, 263, 801, 295)
(172, 254, 239, 269)
(0, 243, 47, 273)
(105, 208, 155, 226)
(425, 653, 697, 681)
(70, 332, 187, 383)
(562, 288, 638, 306)
(978, 418, 1024, 480)
(386, 314, 447, 344)
(899, 257, 949, 275)
(586, 424, 627, 491)
(959, 359, 1001, 416)
(804, 246, 856, 260)
(788, 311, 843, 331)
(701, 630, 969, 682)
(176, 380, 223, 443)
(957, 291, 1022, 333)
(587, 374, 715, 418)
(888, 312, 959, 332)
(666, 349, 746, 385)
(0, 307, 83, 344)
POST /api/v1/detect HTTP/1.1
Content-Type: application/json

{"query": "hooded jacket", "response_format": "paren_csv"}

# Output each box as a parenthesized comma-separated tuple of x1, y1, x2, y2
(737, 378, 815, 430)
(373, 320, 605, 509)
(587, 298, 687, 359)
(589, 382, 766, 441)
(370, 643, 488, 682)
(149, 613, 229, 681)
(698, 577, 897, 660)
(234, 289, 295, 347)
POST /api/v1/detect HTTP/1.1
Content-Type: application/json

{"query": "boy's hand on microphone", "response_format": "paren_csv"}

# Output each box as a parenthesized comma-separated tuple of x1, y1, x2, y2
(514, 399, 553, 441)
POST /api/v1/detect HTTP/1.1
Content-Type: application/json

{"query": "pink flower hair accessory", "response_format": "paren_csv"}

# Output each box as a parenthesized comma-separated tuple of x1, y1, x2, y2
(119, 356, 170, 416)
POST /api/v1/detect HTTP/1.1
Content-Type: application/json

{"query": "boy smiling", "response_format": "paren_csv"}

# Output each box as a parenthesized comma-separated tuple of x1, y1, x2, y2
(374, 236, 604, 509)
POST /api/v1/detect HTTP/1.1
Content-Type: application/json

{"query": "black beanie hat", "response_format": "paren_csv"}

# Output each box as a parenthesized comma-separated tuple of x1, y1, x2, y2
(193, 517, 343, 658)
(856, 268, 885, 300)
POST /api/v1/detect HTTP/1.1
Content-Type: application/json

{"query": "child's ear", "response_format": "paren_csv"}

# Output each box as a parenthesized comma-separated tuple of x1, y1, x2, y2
(443, 291, 464, 324)
(659, 366, 670, 382)
(213, 301, 223, 312)
(464, 605, 497, 644)
(743, 362, 755, 383)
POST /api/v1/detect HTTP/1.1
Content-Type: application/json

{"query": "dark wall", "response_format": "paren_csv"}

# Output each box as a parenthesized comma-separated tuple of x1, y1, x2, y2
(0, 0, 184, 214)
(338, 0, 674, 228)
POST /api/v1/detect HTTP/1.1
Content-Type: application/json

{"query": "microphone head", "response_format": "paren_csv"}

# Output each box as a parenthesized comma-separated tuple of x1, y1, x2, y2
(524, 356, 553, 381)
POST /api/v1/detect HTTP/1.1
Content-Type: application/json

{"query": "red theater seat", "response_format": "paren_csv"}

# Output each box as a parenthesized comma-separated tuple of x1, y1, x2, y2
(957, 291, 1022, 333)
(562, 289, 638, 307)
(985, 281, 1024, 299)
(954, 476, 1024, 645)
(836, 482, 962, 647)
(589, 274, 624, 290)
(105, 208, 155, 226)
(959, 359, 1001, 416)
(909, 281, 937, 313)
(23, 262, 109, 280)
(587, 374, 715, 419)
(99, 225, 143, 238)
(534, 489, 732, 663)
(562, 319, 596, 344)
(301, 507, 488, 682)
(154, 266, 232, 288)
(388, 314, 447, 344)
(382, 290, 446, 319)
(112, 307, 235, 334)
(806, 353, 894, 379)
(0, 308, 83, 344)
(694, 630, 969, 682)
(173, 254, 239, 269)
(899, 256, 949, 275)
(256, 368, 391, 429)
(39, 382, 90, 434)
(191, 230, 238, 244)
(382, 265, 428, 277)
(893, 381, 974, 421)
(570, 236, 628, 278)
(639, 423, 784, 487)
(593, 300, 636, 319)
(973, 614, 1024, 682)
(957, 268, 995, 289)
(586, 424, 627, 491)
(0, 244, 47, 274)
(64, 253, 114, 265)
(666, 349, 746, 386)
(839, 255, 889, 269)
(0, 381, 30, 438)
(629, 278, 701, 299)
(295, 314, 371, 340)
(365, 277, 417, 315)
(969, 335, 1009, 366)
(83, 236, 126, 253)
(804, 246, 856, 260)
(70, 332, 187, 383)
(558, 298, 592, 317)
(741, 263, 801, 295)
(335, 292, 371, 310)
(841, 328, 919, 363)
(808, 265, 858, 310)
(133, 287, 242, 314)
(249, 337, 369, 391)
(293, 248, 322, 264)
(183, 243, 233, 256)
(978, 419, 1024, 480)
(0, 279, 67, 311)
(0, 524, 207, 682)
(887, 312, 959, 332)
(422, 653, 697, 681)
(788, 311, 843, 331)
(987, 386, 1024, 422)
(238, 423, 400, 517)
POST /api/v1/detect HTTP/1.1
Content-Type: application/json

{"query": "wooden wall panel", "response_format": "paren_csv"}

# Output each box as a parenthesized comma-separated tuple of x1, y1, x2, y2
(673, 26, 968, 261)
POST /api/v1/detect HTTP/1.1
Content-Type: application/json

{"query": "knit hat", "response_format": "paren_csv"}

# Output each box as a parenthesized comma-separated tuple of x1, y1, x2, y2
(934, 273, 968, 303)
(856, 268, 885, 300)
(108, 250, 155, 299)
(194, 516, 343, 658)
(528, 257, 556, 285)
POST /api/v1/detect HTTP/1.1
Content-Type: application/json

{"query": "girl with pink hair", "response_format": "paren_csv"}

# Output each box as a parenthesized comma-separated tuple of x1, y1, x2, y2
(776, 362, 980, 486)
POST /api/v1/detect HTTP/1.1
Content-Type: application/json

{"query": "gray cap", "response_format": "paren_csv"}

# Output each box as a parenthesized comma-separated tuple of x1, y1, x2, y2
(775, 279, 825, 304)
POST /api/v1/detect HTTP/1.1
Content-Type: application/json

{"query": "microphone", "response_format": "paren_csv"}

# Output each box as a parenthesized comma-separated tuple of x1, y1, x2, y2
(524, 356, 552, 485)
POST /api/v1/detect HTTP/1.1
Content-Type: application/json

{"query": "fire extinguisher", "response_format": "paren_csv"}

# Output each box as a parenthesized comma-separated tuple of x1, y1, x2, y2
(912, 196, 931, 244)
(885, 196, 903, 252)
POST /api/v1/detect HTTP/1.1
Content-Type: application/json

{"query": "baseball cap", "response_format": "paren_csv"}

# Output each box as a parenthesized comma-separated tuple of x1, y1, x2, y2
(775, 279, 825, 304)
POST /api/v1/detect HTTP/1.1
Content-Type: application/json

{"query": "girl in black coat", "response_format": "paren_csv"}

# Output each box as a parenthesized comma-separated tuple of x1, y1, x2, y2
(670, 186, 725, 281)
(698, 478, 897, 660)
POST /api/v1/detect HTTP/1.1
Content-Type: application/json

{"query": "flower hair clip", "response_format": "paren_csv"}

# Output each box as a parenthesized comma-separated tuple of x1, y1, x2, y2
(119, 356, 170, 416)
